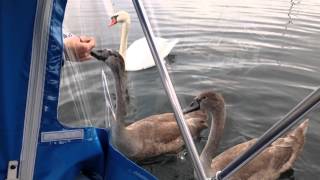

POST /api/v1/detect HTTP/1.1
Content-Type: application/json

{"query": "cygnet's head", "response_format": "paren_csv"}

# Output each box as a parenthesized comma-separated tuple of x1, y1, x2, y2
(109, 11, 131, 26)
(183, 91, 225, 114)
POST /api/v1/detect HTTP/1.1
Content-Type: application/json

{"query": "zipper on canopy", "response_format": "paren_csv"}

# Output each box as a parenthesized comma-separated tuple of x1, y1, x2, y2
(19, 0, 54, 179)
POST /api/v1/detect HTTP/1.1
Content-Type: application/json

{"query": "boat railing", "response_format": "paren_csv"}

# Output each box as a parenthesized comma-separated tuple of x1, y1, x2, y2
(132, 0, 320, 179)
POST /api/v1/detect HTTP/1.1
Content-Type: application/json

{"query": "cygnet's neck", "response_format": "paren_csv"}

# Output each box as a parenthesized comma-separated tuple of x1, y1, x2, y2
(200, 104, 226, 173)
(110, 62, 127, 133)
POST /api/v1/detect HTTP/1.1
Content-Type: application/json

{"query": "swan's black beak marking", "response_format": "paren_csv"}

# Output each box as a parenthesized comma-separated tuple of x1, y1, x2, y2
(109, 15, 118, 26)
(183, 98, 200, 114)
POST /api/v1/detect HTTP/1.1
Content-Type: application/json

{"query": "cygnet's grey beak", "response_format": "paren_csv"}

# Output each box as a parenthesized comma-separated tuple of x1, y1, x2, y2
(90, 49, 112, 61)
(183, 98, 200, 114)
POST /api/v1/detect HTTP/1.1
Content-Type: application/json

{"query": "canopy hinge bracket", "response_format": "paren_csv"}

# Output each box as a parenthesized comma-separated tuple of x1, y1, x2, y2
(6, 161, 19, 180)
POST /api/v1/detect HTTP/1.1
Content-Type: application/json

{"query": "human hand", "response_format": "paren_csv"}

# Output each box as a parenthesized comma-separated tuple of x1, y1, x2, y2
(64, 36, 96, 61)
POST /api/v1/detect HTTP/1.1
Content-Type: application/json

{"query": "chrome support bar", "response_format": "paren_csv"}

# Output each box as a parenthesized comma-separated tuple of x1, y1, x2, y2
(19, 0, 53, 179)
(132, 0, 208, 179)
(215, 87, 320, 180)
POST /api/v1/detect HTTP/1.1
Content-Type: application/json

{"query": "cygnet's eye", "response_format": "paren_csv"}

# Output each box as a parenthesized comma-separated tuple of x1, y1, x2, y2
(201, 96, 208, 101)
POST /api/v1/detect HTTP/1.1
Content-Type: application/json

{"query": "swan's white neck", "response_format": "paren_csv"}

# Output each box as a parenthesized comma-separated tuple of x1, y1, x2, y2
(200, 106, 226, 173)
(119, 19, 130, 60)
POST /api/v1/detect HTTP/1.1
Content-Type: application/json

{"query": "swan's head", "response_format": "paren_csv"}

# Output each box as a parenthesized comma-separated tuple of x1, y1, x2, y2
(183, 91, 225, 114)
(109, 11, 131, 26)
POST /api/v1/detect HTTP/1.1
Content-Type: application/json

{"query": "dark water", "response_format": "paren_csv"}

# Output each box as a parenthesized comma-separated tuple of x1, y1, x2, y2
(59, 0, 320, 179)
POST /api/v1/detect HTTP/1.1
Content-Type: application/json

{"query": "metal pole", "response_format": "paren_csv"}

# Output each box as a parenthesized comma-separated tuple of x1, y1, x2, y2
(131, 0, 207, 179)
(215, 87, 320, 180)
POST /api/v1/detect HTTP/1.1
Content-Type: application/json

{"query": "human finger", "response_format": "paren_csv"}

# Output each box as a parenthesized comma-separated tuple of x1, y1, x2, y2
(79, 53, 92, 61)
(79, 36, 95, 44)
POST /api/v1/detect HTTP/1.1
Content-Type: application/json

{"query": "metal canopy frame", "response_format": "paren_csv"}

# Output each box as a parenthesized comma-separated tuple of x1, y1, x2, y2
(19, 0, 54, 179)
(132, 0, 207, 179)
(132, 0, 320, 180)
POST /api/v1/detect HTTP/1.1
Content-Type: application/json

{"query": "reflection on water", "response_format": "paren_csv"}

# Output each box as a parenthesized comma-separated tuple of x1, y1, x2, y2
(60, 0, 320, 179)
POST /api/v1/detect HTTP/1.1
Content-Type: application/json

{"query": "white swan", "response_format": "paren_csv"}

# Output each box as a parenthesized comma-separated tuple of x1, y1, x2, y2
(109, 11, 179, 71)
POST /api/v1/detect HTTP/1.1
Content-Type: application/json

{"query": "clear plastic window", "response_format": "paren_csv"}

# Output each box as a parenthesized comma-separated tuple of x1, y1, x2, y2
(58, 0, 320, 179)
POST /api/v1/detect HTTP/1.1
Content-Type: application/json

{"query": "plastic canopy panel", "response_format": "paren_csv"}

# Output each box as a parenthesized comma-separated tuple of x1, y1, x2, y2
(1, 0, 156, 179)
(60, 0, 206, 178)
(33, 0, 156, 179)
(61, 0, 319, 180)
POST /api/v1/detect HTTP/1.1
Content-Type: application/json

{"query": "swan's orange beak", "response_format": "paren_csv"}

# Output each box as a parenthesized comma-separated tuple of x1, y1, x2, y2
(109, 17, 117, 27)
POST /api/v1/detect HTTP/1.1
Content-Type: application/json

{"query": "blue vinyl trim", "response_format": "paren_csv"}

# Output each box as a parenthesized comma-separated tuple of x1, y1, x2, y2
(0, 0, 37, 179)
